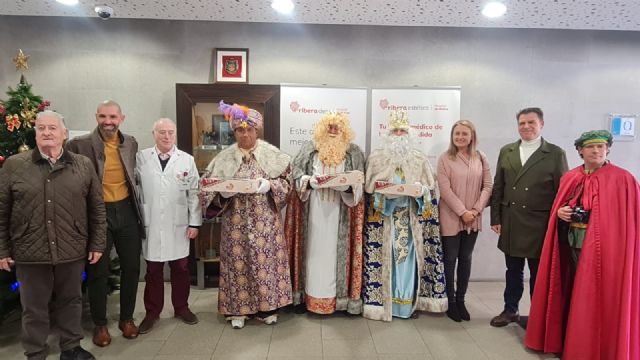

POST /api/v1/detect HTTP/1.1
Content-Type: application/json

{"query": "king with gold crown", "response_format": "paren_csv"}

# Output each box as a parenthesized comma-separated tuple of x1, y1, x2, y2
(362, 110, 447, 322)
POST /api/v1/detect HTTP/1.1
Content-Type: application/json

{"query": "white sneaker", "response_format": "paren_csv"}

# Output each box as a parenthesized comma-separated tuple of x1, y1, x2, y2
(259, 314, 278, 325)
(231, 318, 245, 329)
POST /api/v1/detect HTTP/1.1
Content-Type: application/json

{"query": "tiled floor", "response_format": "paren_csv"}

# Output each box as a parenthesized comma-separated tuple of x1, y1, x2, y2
(0, 281, 558, 359)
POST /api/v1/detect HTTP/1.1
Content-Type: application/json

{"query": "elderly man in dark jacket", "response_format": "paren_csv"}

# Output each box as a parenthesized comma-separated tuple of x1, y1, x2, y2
(0, 111, 106, 360)
(489, 107, 568, 327)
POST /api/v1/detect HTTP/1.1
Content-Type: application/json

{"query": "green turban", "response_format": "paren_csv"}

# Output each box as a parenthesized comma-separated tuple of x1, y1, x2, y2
(574, 130, 613, 149)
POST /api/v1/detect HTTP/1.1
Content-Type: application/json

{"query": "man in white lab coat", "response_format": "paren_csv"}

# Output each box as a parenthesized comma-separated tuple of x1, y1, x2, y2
(135, 118, 202, 334)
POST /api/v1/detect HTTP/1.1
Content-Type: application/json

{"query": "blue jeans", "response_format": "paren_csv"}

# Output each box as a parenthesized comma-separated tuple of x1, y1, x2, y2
(503, 255, 539, 314)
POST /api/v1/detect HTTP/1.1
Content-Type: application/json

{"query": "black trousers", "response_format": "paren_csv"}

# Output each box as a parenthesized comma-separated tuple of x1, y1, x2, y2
(442, 231, 478, 303)
(503, 254, 539, 314)
(16, 259, 85, 360)
(86, 197, 141, 325)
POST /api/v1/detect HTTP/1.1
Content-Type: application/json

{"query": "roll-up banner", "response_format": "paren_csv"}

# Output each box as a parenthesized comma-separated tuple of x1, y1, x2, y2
(280, 85, 368, 157)
(370, 88, 461, 163)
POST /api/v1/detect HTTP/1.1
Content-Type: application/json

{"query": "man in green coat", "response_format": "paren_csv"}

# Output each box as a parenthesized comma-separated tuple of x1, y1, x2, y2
(489, 107, 568, 327)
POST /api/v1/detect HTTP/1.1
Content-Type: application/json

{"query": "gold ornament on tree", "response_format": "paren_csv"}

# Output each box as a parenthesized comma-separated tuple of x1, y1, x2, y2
(20, 98, 35, 128)
(17, 144, 30, 153)
(5, 114, 21, 132)
(13, 49, 30, 72)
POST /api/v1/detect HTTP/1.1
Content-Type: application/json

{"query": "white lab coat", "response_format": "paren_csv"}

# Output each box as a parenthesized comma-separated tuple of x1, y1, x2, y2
(135, 146, 202, 262)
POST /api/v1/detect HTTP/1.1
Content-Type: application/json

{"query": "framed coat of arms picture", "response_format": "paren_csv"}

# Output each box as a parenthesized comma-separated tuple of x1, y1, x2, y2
(214, 48, 248, 83)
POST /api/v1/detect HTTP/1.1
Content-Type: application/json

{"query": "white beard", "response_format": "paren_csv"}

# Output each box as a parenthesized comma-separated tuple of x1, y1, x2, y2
(382, 134, 415, 168)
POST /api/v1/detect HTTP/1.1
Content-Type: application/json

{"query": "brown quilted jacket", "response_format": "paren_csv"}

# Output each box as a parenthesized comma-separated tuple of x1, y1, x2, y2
(0, 149, 107, 264)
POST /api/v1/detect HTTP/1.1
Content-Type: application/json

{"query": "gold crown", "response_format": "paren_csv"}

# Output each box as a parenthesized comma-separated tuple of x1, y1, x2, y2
(388, 110, 410, 130)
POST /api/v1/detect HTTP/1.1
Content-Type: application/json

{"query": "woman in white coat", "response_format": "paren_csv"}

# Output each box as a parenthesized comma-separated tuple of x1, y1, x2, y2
(135, 118, 202, 334)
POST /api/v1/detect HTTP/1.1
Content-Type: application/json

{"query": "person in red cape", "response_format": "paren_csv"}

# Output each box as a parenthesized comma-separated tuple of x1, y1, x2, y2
(525, 130, 640, 360)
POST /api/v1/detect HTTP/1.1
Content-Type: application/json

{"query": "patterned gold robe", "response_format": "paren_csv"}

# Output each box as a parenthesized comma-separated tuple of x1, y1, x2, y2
(203, 140, 293, 316)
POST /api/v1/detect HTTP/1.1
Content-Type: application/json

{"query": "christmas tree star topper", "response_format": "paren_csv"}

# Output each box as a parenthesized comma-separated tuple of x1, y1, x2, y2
(13, 49, 29, 72)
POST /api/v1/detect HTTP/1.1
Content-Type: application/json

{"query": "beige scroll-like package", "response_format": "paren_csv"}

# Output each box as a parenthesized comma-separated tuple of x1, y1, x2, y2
(201, 178, 260, 194)
(374, 181, 423, 197)
(315, 170, 365, 189)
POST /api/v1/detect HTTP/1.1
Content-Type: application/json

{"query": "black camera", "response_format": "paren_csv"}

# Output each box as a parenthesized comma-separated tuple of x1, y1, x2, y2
(570, 206, 590, 223)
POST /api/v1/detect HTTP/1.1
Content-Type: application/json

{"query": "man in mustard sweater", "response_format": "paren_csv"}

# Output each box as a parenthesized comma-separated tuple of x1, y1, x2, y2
(66, 100, 143, 346)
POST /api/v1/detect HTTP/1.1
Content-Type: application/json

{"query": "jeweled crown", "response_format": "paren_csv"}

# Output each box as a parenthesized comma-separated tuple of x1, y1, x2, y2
(388, 110, 410, 130)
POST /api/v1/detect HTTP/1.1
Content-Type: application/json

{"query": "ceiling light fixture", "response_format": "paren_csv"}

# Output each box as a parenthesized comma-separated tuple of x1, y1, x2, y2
(482, 2, 507, 18)
(56, 0, 79, 5)
(271, 0, 295, 15)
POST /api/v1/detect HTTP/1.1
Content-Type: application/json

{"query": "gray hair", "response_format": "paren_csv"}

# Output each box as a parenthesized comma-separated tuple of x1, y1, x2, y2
(97, 100, 122, 114)
(36, 110, 67, 130)
(152, 118, 176, 133)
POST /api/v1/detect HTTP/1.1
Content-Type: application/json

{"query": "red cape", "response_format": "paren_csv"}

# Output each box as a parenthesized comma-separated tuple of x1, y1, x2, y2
(525, 163, 640, 359)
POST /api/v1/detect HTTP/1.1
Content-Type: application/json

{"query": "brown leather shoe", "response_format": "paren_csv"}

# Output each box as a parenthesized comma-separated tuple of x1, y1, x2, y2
(92, 326, 111, 347)
(138, 316, 158, 334)
(490, 310, 520, 327)
(175, 309, 199, 325)
(118, 319, 139, 339)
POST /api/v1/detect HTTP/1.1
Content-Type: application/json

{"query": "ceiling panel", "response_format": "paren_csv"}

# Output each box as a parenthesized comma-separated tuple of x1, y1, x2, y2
(2, 0, 639, 31)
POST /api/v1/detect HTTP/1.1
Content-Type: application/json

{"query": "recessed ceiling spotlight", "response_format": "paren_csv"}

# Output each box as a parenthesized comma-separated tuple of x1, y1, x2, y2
(271, 0, 295, 15)
(56, 0, 79, 5)
(482, 1, 507, 18)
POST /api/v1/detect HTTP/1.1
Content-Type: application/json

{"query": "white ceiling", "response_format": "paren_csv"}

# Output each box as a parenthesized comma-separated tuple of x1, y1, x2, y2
(3, 0, 640, 31)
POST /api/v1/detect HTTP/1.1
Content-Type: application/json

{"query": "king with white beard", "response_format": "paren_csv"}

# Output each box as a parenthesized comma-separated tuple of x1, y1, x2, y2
(362, 111, 447, 322)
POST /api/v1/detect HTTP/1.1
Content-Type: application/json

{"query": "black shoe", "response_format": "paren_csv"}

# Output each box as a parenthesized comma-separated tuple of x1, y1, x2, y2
(175, 309, 199, 325)
(457, 301, 470, 321)
(60, 346, 95, 360)
(293, 303, 307, 314)
(138, 316, 158, 334)
(446, 303, 462, 322)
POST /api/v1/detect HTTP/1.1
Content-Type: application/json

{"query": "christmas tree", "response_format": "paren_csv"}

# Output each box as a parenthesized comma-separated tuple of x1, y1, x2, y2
(0, 50, 51, 323)
(0, 80, 48, 154)
(0, 49, 50, 166)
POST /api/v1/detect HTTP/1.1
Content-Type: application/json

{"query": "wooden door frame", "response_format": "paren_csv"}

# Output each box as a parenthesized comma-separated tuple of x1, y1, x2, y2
(175, 83, 280, 153)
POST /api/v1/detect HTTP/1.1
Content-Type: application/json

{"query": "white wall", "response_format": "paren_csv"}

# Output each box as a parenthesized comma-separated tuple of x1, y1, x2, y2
(1, 16, 639, 279)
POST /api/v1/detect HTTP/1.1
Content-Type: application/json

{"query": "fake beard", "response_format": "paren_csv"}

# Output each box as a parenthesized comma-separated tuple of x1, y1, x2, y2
(383, 134, 414, 168)
(316, 136, 349, 167)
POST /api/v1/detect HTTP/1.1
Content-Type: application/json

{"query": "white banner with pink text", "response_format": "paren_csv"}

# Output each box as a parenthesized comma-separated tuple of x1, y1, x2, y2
(370, 88, 461, 163)
(280, 85, 368, 157)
